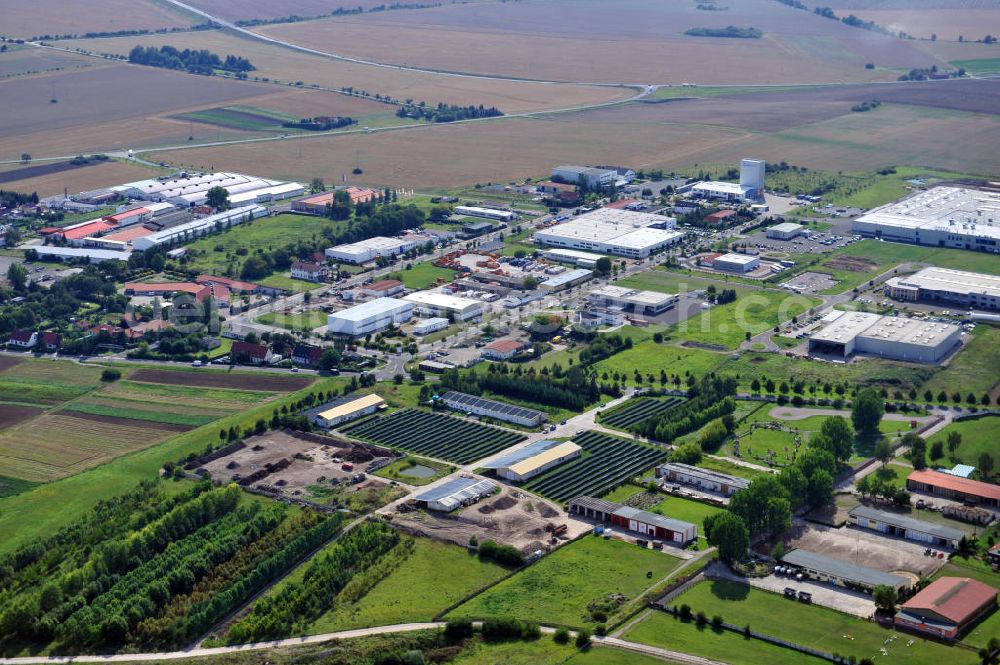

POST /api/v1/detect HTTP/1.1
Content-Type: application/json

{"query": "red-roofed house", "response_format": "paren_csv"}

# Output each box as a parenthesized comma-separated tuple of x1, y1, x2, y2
(40, 332, 61, 351)
(125, 319, 172, 339)
(232, 341, 273, 365)
(363, 279, 405, 298)
(291, 260, 329, 283)
(7, 330, 37, 349)
(906, 469, 1000, 508)
(292, 344, 324, 367)
(481, 338, 528, 360)
(705, 209, 737, 224)
(195, 275, 260, 294)
(895, 577, 997, 639)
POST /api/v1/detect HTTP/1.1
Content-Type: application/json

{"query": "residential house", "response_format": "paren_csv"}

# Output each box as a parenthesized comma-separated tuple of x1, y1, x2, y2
(292, 343, 324, 367)
(7, 330, 37, 349)
(232, 341, 273, 365)
(291, 260, 329, 283)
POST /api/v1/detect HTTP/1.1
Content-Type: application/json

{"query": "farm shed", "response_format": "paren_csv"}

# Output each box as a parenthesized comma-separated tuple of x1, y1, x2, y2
(848, 504, 964, 549)
(440, 390, 547, 428)
(307, 393, 386, 429)
(568, 496, 619, 522)
(895, 577, 997, 639)
(414, 477, 497, 512)
(781, 549, 908, 593)
(610, 506, 697, 544)
(482, 439, 581, 482)
(906, 469, 1000, 508)
(656, 462, 749, 497)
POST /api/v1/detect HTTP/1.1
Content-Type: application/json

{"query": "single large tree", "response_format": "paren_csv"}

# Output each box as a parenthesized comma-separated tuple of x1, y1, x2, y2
(205, 186, 230, 211)
(704, 512, 749, 564)
(905, 433, 927, 470)
(6, 263, 27, 291)
(819, 416, 855, 462)
(852, 388, 885, 436)
(874, 438, 893, 467)
(806, 469, 834, 507)
(873, 585, 898, 613)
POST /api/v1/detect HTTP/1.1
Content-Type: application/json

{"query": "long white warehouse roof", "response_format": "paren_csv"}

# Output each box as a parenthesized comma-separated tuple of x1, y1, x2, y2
(330, 297, 412, 322)
(891, 267, 1000, 299)
(854, 186, 1000, 241)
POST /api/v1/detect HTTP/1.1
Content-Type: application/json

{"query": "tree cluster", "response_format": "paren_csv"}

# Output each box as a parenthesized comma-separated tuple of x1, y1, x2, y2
(128, 45, 254, 75)
(477, 540, 524, 567)
(396, 102, 503, 123)
(684, 26, 763, 38)
(440, 363, 606, 411)
(578, 333, 632, 365)
(633, 375, 738, 443)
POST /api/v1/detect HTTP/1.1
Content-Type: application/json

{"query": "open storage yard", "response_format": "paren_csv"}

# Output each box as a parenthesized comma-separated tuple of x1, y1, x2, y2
(391, 484, 584, 552)
(341, 408, 526, 464)
(524, 431, 666, 502)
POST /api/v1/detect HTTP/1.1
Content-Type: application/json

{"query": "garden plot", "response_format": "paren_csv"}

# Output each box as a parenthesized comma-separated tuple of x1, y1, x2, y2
(600, 396, 685, 431)
(392, 485, 586, 552)
(340, 409, 525, 464)
(199, 430, 394, 500)
(524, 431, 666, 503)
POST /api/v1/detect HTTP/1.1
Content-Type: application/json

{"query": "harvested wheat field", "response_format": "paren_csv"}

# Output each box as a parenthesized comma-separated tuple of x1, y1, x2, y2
(57, 32, 629, 113)
(259, 0, 943, 84)
(5, 0, 193, 37)
(185, 0, 396, 22)
(0, 46, 96, 78)
(847, 9, 1000, 40)
(0, 160, 163, 198)
(149, 116, 750, 189)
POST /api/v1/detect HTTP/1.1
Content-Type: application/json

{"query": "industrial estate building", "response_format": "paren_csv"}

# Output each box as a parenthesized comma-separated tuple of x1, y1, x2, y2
(808, 311, 962, 363)
(588, 285, 676, 315)
(481, 339, 529, 360)
(414, 477, 497, 512)
(533, 208, 683, 258)
(895, 577, 998, 639)
(454, 206, 517, 223)
(766, 222, 804, 240)
(848, 504, 964, 549)
(543, 248, 603, 268)
(689, 159, 766, 202)
(781, 549, 909, 592)
(483, 439, 581, 481)
(403, 291, 484, 321)
(362, 279, 405, 298)
(711, 253, 760, 273)
(656, 463, 750, 497)
(112, 172, 303, 207)
(906, 469, 1000, 508)
(884, 267, 1000, 311)
(411, 317, 449, 335)
(540, 268, 594, 291)
(291, 187, 378, 214)
(325, 236, 420, 264)
(440, 391, 547, 428)
(327, 297, 414, 336)
(551, 165, 617, 189)
(307, 394, 386, 429)
(853, 186, 1000, 252)
(567, 496, 698, 545)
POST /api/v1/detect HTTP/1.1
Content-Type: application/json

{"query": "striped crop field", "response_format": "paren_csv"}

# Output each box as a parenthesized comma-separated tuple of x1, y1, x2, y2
(340, 408, 525, 464)
(524, 430, 666, 502)
(600, 396, 686, 431)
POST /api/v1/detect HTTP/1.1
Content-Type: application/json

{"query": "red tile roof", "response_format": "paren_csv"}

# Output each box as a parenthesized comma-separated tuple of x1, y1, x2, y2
(901, 577, 997, 624)
(9, 330, 34, 343)
(233, 341, 269, 360)
(40, 332, 61, 347)
(907, 469, 1000, 501)
(103, 207, 148, 223)
(195, 275, 258, 292)
(604, 198, 641, 209)
(706, 209, 737, 222)
(63, 220, 116, 240)
(484, 339, 525, 354)
(103, 225, 155, 243)
(366, 279, 403, 292)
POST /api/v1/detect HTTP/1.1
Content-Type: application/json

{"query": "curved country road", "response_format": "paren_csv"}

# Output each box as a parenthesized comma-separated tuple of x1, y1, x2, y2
(0, 623, 726, 665)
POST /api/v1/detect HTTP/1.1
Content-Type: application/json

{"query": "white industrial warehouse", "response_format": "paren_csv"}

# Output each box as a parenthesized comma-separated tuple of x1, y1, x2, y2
(454, 206, 517, 223)
(542, 248, 604, 268)
(551, 165, 617, 189)
(689, 159, 766, 202)
(711, 253, 760, 273)
(403, 291, 484, 321)
(853, 186, 1000, 251)
(588, 285, 676, 315)
(533, 208, 683, 258)
(307, 394, 386, 429)
(483, 439, 582, 482)
(327, 297, 414, 336)
(808, 311, 962, 363)
(766, 222, 804, 240)
(885, 267, 1000, 311)
(414, 477, 497, 512)
(325, 236, 420, 264)
(111, 172, 303, 206)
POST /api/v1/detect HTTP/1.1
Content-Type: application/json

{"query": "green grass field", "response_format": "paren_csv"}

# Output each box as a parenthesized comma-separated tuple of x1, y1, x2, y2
(0, 379, 92, 405)
(927, 415, 1000, 468)
(615, 270, 726, 295)
(676, 290, 820, 349)
(625, 610, 827, 664)
(601, 484, 649, 503)
(307, 538, 506, 632)
(256, 309, 329, 331)
(0, 475, 38, 499)
(920, 325, 1000, 401)
(388, 261, 456, 289)
(178, 106, 291, 132)
(662, 580, 959, 664)
(451, 536, 683, 627)
(698, 455, 772, 481)
(61, 402, 216, 427)
(448, 638, 666, 665)
(181, 213, 347, 276)
(0, 377, 347, 555)
(593, 342, 728, 384)
(950, 58, 1000, 75)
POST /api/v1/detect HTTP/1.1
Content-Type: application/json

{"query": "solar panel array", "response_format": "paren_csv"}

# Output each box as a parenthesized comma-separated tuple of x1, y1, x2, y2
(442, 391, 544, 422)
